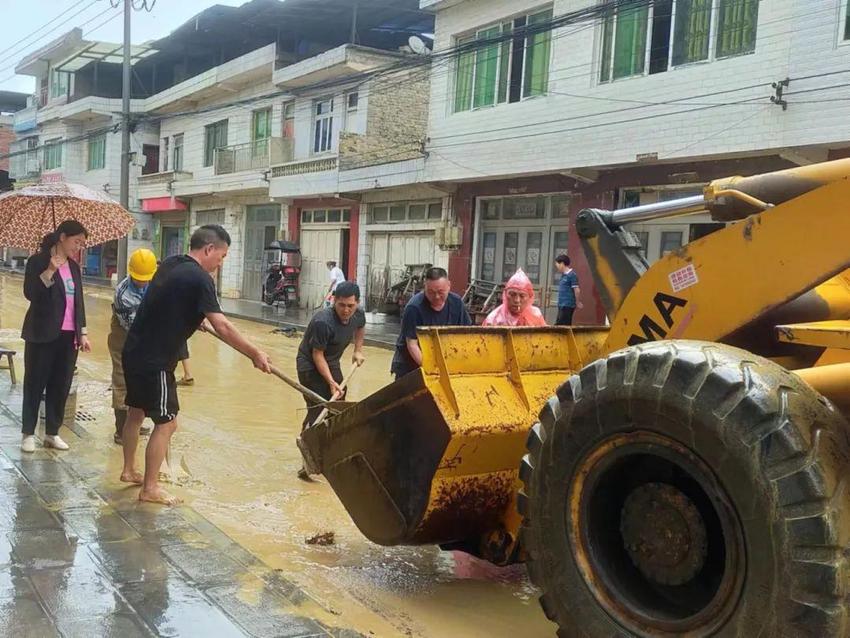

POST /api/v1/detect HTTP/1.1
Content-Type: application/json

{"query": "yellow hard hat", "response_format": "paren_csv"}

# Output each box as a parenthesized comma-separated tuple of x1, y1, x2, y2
(128, 248, 157, 282)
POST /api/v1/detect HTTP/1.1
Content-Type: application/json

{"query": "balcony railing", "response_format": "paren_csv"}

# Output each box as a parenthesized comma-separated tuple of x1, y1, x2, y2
(213, 137, 293, 176)
(12, 104, 38, 133)
(137, 170, 193, 185)
(270, 155, 338, 178)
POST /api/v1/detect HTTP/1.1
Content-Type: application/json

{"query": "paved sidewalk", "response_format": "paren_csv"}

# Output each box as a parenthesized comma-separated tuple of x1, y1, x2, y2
(0, 379, 359, 638)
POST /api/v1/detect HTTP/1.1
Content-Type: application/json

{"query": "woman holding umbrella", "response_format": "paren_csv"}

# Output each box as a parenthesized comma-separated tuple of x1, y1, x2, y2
(20, 220, 92, 453)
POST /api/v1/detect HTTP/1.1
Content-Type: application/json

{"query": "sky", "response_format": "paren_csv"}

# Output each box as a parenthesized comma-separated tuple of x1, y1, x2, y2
(0, 0, 245, 93)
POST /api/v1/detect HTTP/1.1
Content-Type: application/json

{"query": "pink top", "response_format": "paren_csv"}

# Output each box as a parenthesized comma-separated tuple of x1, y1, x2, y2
(58, 262, 76, 332)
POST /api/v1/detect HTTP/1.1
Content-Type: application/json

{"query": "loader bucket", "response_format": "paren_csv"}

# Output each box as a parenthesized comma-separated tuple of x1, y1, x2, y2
(299, 326, 610, 560)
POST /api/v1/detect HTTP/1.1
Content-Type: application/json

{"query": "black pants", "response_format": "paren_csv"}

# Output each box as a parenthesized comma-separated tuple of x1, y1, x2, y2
(22, 332, 78, 436)
(297, 367, 343, 429)
(555, 306, 575, 326)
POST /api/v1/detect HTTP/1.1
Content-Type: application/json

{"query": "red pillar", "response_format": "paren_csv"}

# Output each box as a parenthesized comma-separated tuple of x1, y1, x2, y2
(448, 192, 473, 294)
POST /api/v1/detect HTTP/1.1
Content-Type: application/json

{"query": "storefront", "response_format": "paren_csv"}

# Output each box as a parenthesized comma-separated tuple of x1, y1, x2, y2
(141, 196, 190, 262)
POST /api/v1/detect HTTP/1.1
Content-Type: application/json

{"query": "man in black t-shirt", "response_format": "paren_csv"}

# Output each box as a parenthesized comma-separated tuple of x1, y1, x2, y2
(391, 267, 472, 379)
(121, 225, 272, 505)
(296, 280, 366, 430)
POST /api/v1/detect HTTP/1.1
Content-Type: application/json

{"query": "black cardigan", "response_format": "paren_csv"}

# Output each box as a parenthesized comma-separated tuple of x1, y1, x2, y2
(21, 251, 87, 344)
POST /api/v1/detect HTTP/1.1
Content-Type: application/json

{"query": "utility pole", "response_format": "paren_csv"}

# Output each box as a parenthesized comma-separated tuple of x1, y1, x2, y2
(117, 0, 132, 282)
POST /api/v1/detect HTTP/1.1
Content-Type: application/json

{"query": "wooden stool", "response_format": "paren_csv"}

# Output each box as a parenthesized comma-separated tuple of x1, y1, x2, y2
(0, 348, 17, 385)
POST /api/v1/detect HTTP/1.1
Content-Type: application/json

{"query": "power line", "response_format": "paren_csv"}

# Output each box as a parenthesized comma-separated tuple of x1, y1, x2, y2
(0, 0, 97, 60)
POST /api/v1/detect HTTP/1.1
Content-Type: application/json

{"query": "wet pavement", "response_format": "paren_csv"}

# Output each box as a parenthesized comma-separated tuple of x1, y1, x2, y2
(0, 386, 356, 637)
(0, 273, 554, 637)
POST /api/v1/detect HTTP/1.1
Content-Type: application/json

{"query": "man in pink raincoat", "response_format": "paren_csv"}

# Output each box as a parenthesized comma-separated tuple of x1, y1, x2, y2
(482, 268, 547, 327)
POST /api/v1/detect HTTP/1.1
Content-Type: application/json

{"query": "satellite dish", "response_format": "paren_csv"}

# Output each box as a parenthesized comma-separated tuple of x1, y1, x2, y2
(408, 36, 431, 55)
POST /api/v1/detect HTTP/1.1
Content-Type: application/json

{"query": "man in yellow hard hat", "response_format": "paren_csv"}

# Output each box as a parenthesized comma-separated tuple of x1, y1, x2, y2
(107, 248, 157, 444)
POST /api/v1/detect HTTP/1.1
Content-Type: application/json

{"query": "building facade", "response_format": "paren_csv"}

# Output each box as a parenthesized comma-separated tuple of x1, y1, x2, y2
(413, 0, 850, 323)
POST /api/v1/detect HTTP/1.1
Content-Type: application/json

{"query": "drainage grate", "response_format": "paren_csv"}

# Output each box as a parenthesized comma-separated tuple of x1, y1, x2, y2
(75, 410, 96, 423)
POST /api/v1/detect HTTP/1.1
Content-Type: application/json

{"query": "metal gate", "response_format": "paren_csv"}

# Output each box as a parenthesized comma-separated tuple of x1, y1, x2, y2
(242, 205, 280, 300)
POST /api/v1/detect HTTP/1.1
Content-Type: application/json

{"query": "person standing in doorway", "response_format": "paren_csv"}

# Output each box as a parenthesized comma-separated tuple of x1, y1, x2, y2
(20, 220, 92, 453)
(391, 267, 472, 380)
(554, 254, 582, 326)
(108, 248, 157, 445)
(121, 225, 272, 505)
(324, 260, 346, 307)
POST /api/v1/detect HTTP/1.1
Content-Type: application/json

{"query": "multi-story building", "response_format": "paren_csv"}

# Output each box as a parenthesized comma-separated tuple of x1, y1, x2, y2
(415, 0, 850, 323)
(267, 45, 435, 308)
(135, 0, 431, 301)
(7, 0, 433, 297)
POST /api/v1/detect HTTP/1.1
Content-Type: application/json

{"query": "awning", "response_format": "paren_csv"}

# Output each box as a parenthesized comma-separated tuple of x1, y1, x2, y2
(54, 41, 157, 73)
(142, 197, 188, 213)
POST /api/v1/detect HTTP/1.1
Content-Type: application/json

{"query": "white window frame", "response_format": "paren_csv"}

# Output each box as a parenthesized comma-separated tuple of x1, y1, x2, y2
(369, 201, 443, 224)
(312, 97, 335, 155)
(840, 0, 850, 44)
(50, 68, 70, 99)
(452, 6, 553, 114)
(172, 133, 184, 172)
(87, 134, 106, 171)
(43, 139, 62, 170)
(161, 137, 169, 173)
(282, 100, 295, 139)
(599, 0, 757, 84)
(300, 208, 351, 225)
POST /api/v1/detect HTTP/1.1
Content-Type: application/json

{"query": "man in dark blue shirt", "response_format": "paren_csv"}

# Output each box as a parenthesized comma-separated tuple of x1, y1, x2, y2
(555, 254, 582, 326)
(391, 267, 472, 379)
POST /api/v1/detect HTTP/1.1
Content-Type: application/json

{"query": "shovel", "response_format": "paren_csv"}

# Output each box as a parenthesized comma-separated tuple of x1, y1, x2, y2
(297, 361, 361, 476)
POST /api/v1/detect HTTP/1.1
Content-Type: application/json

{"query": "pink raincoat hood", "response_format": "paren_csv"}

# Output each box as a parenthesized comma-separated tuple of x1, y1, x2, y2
(482, 268, 547, 327)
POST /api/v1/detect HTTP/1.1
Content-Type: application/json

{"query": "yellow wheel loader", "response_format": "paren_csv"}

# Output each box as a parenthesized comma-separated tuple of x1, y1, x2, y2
(300, 159, 850, 637)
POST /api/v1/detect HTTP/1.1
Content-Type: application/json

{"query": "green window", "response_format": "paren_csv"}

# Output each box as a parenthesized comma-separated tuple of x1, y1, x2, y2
(87, 134, 106, 171)
(524, 10, 553, 97)
(473, 26, 501, 109)
(203, 120, 228, 167)
(454, 8, 553, 113)
(715, 0, 759, 57)
(601, 0, 759, 82)
(454, 36, 475, 112)
(672, 0, 712, 66)
(252, 108, 271, 156)
(43, 141, 62, 170)
(173, 133, 184, 172)
(600, 4, 649, 82)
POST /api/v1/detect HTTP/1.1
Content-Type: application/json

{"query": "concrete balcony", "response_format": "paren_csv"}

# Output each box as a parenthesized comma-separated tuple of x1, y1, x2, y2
(136, 170, 193, 199)
(213, 138, 293, 175)
(13, 103, 38, 134)
(268, 155, 339, 198)
(145, 44, 276, 113)
(273, 44, 405, 89)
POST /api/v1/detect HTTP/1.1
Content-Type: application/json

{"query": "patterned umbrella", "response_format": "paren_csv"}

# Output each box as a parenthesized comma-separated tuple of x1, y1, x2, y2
(0, 182, 135, 253)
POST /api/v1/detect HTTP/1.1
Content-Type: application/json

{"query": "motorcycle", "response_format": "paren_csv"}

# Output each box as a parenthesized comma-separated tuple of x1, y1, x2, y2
(262, 240, 301, 307)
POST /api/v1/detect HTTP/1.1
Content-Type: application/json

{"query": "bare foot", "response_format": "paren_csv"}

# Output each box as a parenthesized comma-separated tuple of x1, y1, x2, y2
(120, 470, 144, 485)
(138, 488, 182, 506)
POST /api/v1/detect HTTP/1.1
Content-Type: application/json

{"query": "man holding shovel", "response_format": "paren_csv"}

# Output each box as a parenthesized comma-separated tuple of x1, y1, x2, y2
(121, 225, 273, 505)
(296, 281, 366, 480)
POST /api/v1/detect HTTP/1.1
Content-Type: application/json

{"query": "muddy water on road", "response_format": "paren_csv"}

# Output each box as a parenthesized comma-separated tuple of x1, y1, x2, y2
(0, 274, 553, 637)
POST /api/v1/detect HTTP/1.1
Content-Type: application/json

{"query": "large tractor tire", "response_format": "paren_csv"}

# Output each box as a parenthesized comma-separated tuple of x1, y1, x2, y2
(519, 340, 850, 637)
